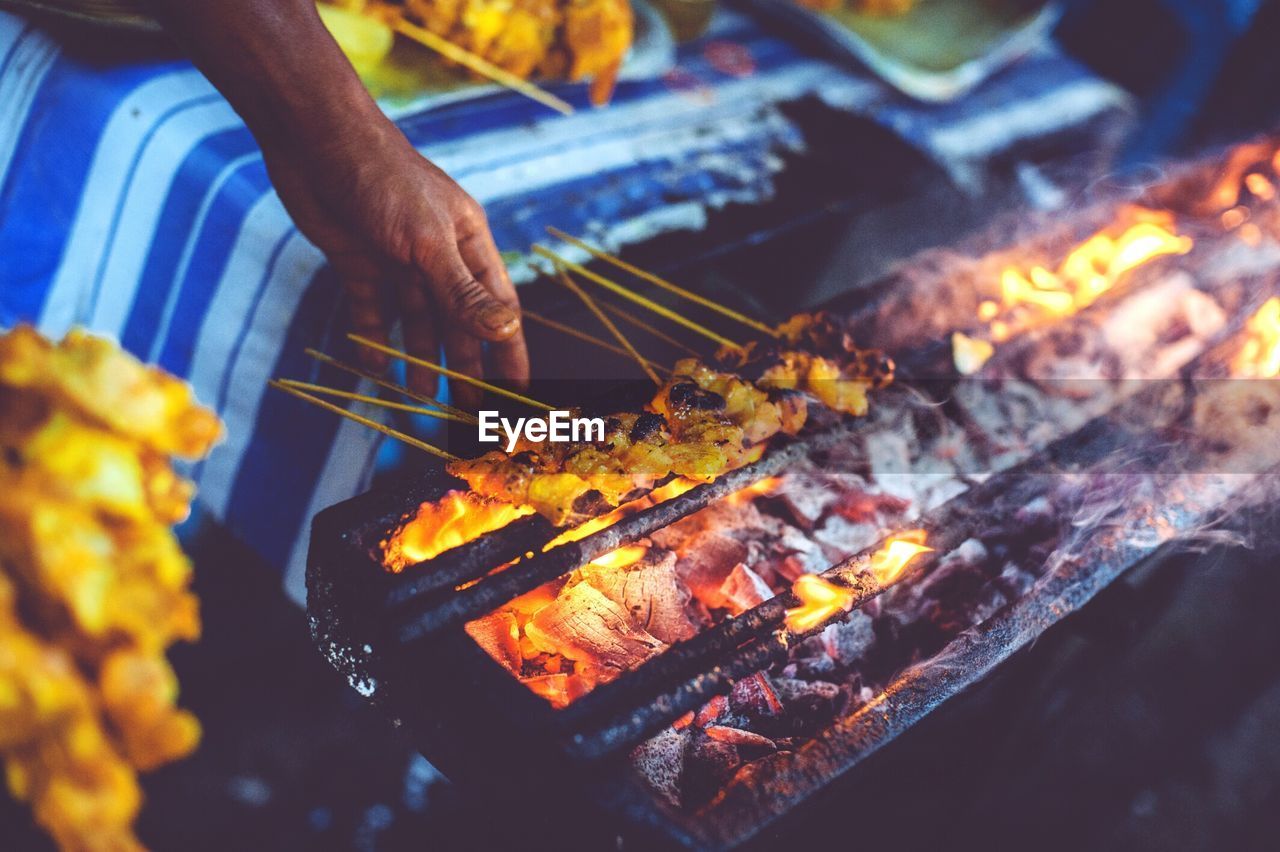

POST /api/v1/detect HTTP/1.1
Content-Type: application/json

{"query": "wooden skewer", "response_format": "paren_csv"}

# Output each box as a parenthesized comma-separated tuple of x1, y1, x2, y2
(532, 246, 745, 353)
(521, 310, 671, 375)
(553, 263, 662, 386)
(546, 227, 779, 338)
(598, 299, 702, 358)
(303, 348, 479, 425)
(390, 18, 574, 116)
(276, 379, 470, 423)
(270, 380, 460, 461)
(348, 333, 556, 411)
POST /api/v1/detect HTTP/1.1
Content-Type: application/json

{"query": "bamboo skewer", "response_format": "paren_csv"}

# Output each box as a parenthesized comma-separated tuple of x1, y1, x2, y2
(276, 379, 471, 423)
(554, 264, 662, 386)
(546, 226, 779, 338)
(348, 333, 556, 411)
(521, 310, 672, 375)
(303, 348, 480, 425)
(598, 300, 702, 358)
(269, 380, 460, 461)
(532, 246, 745, 353)
(390, 18, 575, 116)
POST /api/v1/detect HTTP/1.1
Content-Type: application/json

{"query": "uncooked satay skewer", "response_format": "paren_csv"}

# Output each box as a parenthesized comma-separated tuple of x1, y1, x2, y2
(348, 333, 556, 411)
(553, 263, 662, 386)
(546, 226, 779, 338)
(269, 381, 460, 461)
(598, 300, 702, 358)
(303, 348, 480, 425)
(390, 18, 575, 116)
(521, 310, 672, 375)
(275, 379, 472, 423)
(531, 246, 745, 353)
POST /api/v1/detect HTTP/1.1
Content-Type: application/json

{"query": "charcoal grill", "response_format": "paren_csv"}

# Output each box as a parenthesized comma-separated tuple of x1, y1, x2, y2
(306, 138, 1280, 849)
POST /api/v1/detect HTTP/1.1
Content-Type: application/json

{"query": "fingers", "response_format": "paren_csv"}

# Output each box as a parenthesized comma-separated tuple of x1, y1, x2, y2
(394, 268, 441, 397)
(444, 325, 485, 411)
(342, 277, 390, 372)
(413, 216, 520, 345)
(458, 228, 530, 390)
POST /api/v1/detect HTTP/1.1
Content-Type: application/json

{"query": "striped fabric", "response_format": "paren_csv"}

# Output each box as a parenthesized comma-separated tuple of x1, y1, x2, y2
(0, 9, 1130, 602)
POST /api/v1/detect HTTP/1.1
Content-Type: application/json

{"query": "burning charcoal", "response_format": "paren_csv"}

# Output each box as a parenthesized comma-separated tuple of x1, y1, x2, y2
(772, 526, 829, 573)
(582, 550, 698, 643)
(521, 673, 587, 709)
(771, 474, 839, 529)
(916, 542, 990, 602)
(631, 726, 689, 808)
(770, 677, 842, 727)
(820, 610, 876, 667)
(524, 582, 665, 677)
(703, 725, 776, 752)
(694, 694, 728, 728)
(812, 514, 881, 560)
(728, 672, 784, 723)
(1014, 495, 1056, 528)
(669, 531, 749, 610)
(464, 610, 522, 673)
(681, 730, 742, 808)
(718, 563, 774, 613)
(831, 488, 911, 523)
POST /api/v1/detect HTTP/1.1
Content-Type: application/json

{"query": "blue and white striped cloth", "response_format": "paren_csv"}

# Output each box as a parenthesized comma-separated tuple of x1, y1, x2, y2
(0, 9, 1130, 602)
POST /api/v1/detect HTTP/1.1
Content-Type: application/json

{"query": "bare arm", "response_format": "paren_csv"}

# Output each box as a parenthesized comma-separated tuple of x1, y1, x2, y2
(145, 0, 529, 405)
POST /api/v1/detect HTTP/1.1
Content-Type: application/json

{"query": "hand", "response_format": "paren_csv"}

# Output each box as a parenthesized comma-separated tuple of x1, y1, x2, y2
(260, 118, 529, 409)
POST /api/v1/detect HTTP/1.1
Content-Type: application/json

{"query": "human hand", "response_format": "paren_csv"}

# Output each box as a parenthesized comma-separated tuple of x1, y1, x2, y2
(260, 117, 528, 409)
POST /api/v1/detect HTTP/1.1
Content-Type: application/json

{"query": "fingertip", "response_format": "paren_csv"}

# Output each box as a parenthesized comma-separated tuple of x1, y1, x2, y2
(474, 303, 521, 341)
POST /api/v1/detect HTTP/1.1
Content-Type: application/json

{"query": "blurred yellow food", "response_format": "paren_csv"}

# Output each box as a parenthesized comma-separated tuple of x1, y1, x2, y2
(317, 2, 396, 75)
(318, 0, 633, 105)
(0, 325, 219, 851)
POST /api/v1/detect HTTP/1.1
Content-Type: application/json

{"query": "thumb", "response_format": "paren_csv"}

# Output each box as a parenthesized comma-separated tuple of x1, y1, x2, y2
(422, 247, 520, 343)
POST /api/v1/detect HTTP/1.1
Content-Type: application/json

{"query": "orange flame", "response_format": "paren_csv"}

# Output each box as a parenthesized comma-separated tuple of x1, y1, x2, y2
(382, 492, 533, 572)
(784, 574, 855, 633)
(867, 529, 932, 585)
(1234, 297, 1280, 378)
(956, 209, 1193, 373)
(590, 544, 649, 570)
(725, 476, 781, 506)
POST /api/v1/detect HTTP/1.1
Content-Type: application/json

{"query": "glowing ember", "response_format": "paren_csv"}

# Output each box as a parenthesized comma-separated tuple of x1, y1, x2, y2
(590, 544, 649, 570)
(867, 529, 932, 585)
(951, 332, 995, 375)
(725, 476, 782, 506)
(1234, 297, 1280, 378)
(382, 492, 533, 571)
(784, 574, 855, 634)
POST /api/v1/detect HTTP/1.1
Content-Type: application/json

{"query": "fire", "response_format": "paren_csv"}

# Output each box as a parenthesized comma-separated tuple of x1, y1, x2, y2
(997, 215, 1193, 338)
(784, 574, 855, 634)
(382, 491, 533, 571)
(955, 209, 1193, 374)
(1234, 297, 1280, 378)
(542, 477, 699, 551)
(725, 476, 781, 506)
(867, 529, 932, 585)
(590, 544, 648, 570)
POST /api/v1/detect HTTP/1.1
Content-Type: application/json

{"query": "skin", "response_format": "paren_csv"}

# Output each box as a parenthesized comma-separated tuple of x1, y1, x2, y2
(144, 0, 529, 408)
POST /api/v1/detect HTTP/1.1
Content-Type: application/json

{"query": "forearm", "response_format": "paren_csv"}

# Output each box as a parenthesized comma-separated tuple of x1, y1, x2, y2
(144, 0, 384, 151)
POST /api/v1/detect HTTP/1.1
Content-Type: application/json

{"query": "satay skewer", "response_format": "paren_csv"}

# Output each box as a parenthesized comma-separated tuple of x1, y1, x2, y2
(598, 300, 702, 358)
(348, 333, 556, 411)
(546, 226, 779, 338)
(303, 348, 480, 425)
(553, 263, 663, 386)
(390, 18, 575, 116)
(521, 310, 672, 375)
(269, 381, 460, 461)
(531, 246, 745, 353)
(275, 379, 472, 423)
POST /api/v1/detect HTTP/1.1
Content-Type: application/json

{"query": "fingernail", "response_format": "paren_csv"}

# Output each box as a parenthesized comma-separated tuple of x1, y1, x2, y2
(479, 304, 518, 335)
